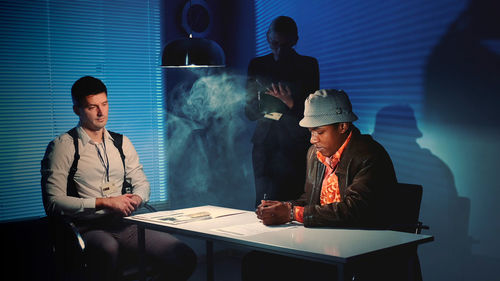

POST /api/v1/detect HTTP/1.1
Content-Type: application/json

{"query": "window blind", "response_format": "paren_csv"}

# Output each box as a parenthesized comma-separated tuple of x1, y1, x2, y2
(0, 0, 166, 222)
(253, 0, 465, 189)
(254, 0, 463, 133)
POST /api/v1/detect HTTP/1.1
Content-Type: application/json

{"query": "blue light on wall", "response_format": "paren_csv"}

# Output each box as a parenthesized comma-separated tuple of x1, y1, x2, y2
(253, 0, 500, 280)
(254, 0, 465, 134)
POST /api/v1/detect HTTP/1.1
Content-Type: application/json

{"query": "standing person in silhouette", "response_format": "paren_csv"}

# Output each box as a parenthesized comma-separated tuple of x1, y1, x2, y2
(245, 16, 319, 207)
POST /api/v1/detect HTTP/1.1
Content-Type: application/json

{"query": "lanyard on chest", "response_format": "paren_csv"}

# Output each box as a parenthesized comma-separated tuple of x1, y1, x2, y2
(96, 134, 110, 182)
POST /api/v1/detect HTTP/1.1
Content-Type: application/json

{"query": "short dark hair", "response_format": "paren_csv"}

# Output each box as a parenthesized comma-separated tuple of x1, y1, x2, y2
(71, 76, 107, 107)
(268, 16, 298, 44)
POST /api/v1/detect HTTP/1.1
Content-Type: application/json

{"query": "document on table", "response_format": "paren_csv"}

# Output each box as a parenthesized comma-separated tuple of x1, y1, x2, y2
(213, 222, 300, 236)
(131, 205, 246, 225)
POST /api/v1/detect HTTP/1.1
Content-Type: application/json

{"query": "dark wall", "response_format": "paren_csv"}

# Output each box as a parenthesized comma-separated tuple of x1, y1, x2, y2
(4, 1, 499, 280)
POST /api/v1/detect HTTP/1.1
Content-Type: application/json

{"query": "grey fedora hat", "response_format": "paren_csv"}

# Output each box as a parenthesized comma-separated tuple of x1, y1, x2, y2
(299, 89, 358, 128)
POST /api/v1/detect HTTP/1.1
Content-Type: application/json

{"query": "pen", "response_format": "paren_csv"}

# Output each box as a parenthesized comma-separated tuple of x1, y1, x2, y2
(262, 193, 274, 208)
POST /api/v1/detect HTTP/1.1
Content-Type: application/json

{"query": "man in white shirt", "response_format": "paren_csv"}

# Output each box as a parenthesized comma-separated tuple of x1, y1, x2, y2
(41, 76, 196, 281)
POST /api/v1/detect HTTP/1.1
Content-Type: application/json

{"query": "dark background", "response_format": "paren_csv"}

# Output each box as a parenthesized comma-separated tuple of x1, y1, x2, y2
(2, 1, 499, 280)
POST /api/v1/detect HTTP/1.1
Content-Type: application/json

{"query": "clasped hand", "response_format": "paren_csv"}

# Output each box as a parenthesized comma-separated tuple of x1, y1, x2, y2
(266, 82, 294, 109)
(102, 194, 142, 217)
(256, 200, 291, 225)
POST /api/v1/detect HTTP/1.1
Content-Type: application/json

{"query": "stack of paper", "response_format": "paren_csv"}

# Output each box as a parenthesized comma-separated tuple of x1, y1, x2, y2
(131, 205, 245, 225)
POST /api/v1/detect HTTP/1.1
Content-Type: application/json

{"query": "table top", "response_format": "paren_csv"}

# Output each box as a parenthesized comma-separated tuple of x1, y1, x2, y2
(125, 205, 433, 264)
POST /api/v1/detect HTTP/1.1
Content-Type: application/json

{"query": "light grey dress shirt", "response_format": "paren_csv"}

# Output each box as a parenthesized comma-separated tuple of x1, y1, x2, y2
(41, 126, 150, 217)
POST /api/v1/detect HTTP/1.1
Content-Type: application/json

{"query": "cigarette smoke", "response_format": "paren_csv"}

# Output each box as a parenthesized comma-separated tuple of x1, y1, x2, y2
(166, 70, 255, 210)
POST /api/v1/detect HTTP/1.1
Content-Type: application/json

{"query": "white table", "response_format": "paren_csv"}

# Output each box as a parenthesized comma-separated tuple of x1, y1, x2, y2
(125, 205, 433, 281)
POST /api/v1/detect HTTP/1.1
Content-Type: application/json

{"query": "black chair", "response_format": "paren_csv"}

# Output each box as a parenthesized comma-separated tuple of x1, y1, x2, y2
(388, 183, 429, 234)
(48, 204, 157, 281)
(353, 183, 430, 281)
(49, 215, 87, 281)
(387, 183, 430, 281)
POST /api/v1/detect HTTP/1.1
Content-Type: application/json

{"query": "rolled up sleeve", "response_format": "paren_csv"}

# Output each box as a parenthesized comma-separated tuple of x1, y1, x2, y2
(41, 136, 96, 217)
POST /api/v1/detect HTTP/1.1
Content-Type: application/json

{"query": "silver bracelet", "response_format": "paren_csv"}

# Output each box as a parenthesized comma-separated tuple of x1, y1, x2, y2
(286, 202, 294, 222)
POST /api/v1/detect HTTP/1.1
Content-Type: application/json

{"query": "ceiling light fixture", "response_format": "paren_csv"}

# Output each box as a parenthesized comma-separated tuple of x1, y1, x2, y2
(161, 0, 225, 68)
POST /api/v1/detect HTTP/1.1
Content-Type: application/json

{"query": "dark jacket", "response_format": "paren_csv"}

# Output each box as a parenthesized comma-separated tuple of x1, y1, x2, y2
(292, 127, 397, 228)
(245, 51, 319, 144)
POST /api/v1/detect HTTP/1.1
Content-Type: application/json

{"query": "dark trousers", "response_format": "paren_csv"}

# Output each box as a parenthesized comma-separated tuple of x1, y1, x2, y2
(241, 251, 337, 281)
(242, 250, 421, 281)
(252, 139, 309, 207)
(77, 217, 197, 281)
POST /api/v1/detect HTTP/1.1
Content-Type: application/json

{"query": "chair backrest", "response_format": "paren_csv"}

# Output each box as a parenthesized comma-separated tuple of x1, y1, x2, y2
(388, 183, 425, 233)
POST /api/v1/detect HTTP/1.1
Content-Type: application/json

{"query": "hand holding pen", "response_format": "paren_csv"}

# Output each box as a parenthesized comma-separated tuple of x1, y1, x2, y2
(259, 193, 280, 207)
(256, 194, 292, 225)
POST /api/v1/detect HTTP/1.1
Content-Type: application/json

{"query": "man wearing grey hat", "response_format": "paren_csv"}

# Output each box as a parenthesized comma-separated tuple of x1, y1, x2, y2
(256, 89, 397, 227)
(243, 89, 399, 281)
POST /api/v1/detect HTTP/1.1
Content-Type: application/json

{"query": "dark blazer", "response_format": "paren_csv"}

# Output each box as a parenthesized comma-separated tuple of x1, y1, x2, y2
(292, 127, 398, 228)
(245, 51, 319, 144)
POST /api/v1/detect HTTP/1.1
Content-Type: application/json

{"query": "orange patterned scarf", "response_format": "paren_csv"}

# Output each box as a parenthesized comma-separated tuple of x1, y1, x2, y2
(316, 131, 352, 205)
(293, 131, 353, 223)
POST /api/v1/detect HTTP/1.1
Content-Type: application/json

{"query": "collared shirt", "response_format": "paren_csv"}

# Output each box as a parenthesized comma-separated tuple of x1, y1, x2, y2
(294, 131, 353, 222)
(316, 131, 353, 205)
(42, 125, 150, 217)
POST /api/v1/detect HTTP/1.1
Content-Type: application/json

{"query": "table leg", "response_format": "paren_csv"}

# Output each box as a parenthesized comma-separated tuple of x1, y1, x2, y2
(206, 240, 214, 281)
(138, 225, 146, 281)
(338, 264, 344, 281)
(338, 263, 354, 281)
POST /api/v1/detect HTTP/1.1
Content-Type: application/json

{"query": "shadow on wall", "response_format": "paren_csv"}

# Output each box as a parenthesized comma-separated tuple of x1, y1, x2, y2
(424, 0, 500, 128)
(423, 0, 500, 280)
(372, 105, 473, 281)
(165, 69, 255, 211)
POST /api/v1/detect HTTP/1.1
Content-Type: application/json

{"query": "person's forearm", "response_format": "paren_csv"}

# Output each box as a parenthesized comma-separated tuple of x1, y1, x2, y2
(95, 197, 108, 211)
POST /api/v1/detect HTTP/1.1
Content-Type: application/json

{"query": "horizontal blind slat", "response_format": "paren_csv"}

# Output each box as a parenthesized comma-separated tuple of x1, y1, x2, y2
(0, 0, 167, 222)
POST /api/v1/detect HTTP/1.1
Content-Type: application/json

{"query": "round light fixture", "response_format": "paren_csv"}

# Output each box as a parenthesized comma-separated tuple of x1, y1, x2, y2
(161, 0, 225, 68)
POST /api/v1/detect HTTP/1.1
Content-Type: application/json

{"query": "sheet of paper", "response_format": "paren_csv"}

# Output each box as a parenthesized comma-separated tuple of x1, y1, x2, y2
(131, 205, 245, 225)
(212, 222, 299, 236)
(264, 112, 283, 120)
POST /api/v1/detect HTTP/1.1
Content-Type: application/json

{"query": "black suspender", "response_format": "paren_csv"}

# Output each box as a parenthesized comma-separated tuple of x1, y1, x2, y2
(66, 127, 130, 197)
(107, 130, 132, 194)
(67, 128, 80, 197)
